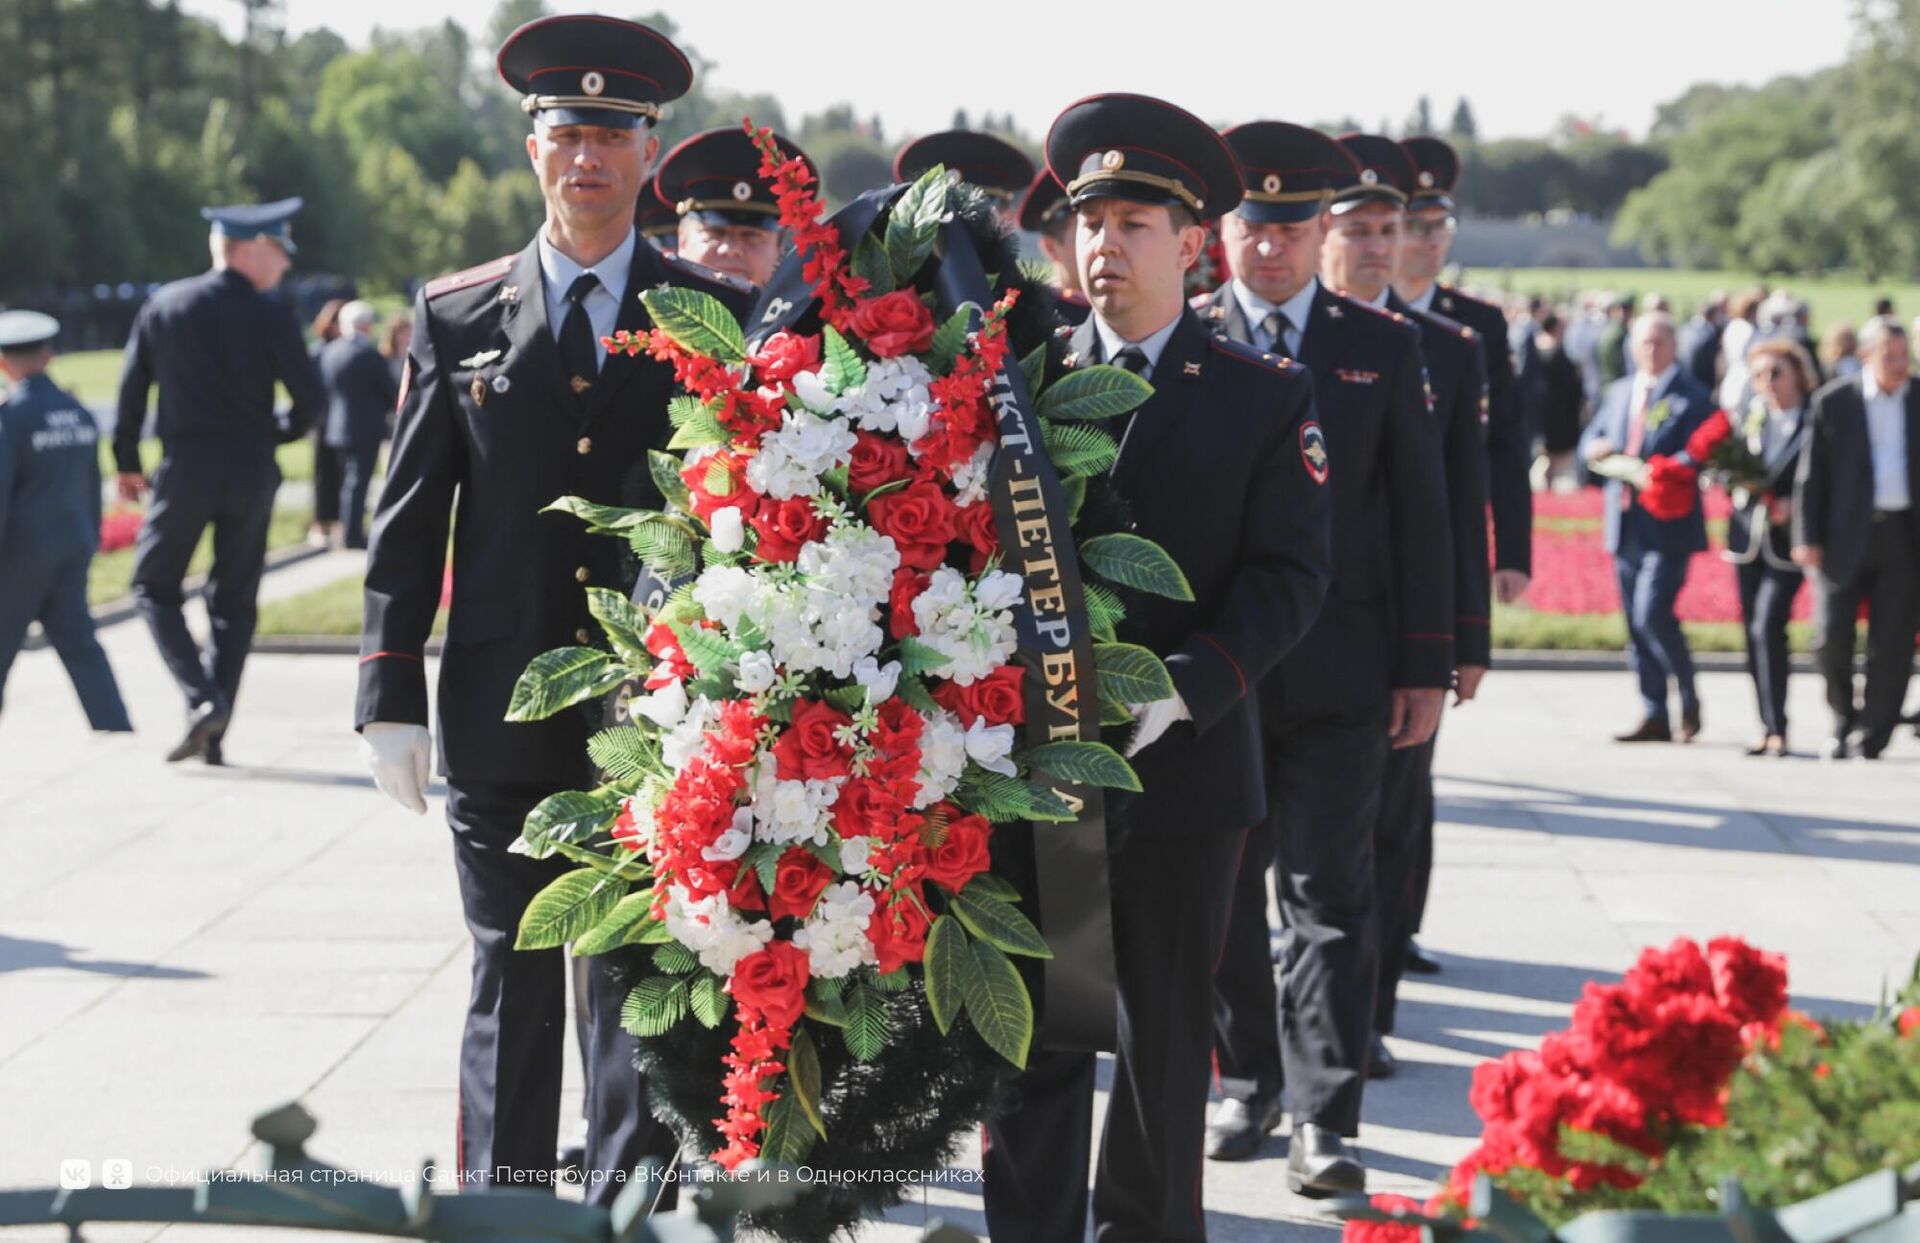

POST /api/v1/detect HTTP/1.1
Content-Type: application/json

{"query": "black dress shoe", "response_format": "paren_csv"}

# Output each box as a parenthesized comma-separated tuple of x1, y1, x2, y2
(1679, 708, 1702, 743)
(1613, 718, 1671, 743)
(1822, 735, 1850, 761)
(166, 700, 230, 763)
(1205, 1095, 1283, 1162)
(1403, 940, 1441, 975)
(204, 735, 226, 767)
(1286, 1122, 1366, 1196)
(1367, 1034, 1398, 1079)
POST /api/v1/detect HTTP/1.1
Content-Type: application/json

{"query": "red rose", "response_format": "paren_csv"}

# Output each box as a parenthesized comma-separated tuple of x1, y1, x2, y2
(768, 848, 834, 921)
(923, 812, 993, 891)
(1683, 409, 1733, 463)
(831, 776, 901, 840)
(1705, 936, 1788, 1029)
(749, 494, 828, 563)
(931, 665, 1026, 728)
(1899, 1006, 1920, 1038)
(730, 940, 810, 1030)
(726, 863, 767, 912)
(848, 290, 936, 358)
(956, 499, 999, 560)
(1637, 455, 1700, 521)
(868, 479, 959, 571)
(644, 620, 695, 689)
(849, 430, 914, 496)
(748, 330, 821, 387)
(866, 888, 931, 973)
(771, 698, 855, 781)
(888, 568, 929, 639)
(679, 450, 754, 520)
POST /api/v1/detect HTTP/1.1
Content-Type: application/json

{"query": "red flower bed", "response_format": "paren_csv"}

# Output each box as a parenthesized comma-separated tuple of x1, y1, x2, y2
(1522, 490, 1810, 623)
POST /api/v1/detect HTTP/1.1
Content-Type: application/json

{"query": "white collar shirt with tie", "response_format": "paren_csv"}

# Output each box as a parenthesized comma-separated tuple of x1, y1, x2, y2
(538, 226, 636, 370)
(1862, 368, 1912, 511)
(1091, 311, 1183, 381)
(1232, 276, 1317, 358)
(1625, 365, 1678, 456)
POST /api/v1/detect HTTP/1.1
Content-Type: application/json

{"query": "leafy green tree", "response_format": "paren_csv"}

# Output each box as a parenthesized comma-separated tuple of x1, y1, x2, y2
(1448, 98, 1477, 140)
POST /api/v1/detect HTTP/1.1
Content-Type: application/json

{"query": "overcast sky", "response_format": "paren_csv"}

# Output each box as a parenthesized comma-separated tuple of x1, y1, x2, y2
(181, 0, 1857, 142)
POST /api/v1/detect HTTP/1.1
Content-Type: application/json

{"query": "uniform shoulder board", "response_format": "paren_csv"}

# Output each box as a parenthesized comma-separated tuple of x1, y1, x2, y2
(423, 254, 515, 301)
(1209, 334, 1302, 377)
(1346, 299, 1405, 325)
(1421, 311, 1478, 342)
(662, 254, 757, 296)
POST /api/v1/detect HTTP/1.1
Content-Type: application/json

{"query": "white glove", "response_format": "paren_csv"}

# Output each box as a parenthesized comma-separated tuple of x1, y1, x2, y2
(1124, 694, 1192, 758)
(362, 722, 432, 815)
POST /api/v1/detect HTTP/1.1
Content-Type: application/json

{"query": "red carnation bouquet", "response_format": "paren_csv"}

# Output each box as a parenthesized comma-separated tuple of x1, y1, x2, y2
(1343, 939, 1920, 1241)
(502, 122, 1188, 1189)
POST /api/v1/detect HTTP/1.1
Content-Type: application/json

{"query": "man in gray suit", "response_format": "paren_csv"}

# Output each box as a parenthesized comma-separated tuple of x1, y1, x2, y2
(317, 300, 397, 549)
(1793, 315, 1920, 760)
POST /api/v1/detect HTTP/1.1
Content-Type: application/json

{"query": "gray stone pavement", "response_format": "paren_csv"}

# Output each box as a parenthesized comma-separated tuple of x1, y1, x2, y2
(3, 623, 1917, 1242)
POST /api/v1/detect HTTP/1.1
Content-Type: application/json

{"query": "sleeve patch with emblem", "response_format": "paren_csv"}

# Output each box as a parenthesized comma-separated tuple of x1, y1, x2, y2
(1300, 421, 1330, 484)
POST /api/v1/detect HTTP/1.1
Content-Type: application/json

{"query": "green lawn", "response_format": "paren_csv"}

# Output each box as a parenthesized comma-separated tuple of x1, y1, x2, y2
(1469, 267, 1920, 334)
(89, 504, 314, 608)
(256, 572, 445, 638)
(1493, 602, 1817, 655)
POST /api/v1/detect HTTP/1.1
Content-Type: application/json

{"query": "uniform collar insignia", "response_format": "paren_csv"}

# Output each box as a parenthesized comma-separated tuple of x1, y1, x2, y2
(1062, 351, 1081, 369)
(1183, 360, 1202, 377)
(1326, 303, 1344, 319)
(497, 285, 520, 304)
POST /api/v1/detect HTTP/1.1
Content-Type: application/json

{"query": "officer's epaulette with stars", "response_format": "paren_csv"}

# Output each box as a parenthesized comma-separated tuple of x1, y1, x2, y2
(1414, 309, 1479, 343)
(1208, 334, 1303, 378)
(423, 254, 516, 301)
(661, 253, 756, 297)
(1346, 299, 1412, 327)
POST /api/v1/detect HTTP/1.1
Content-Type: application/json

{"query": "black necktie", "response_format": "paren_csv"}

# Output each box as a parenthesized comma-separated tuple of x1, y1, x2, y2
(1113, 346, 1149, 377)
(560, 272, 601, 405)
(1262, 309, 1292, 353)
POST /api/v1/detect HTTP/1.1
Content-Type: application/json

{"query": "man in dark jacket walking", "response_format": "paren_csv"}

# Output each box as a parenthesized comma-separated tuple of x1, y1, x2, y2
(318, 300, 398, 549)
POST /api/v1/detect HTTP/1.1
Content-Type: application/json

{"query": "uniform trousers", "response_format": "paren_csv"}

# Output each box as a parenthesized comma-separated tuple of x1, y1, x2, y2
(1372, 718, 1439, 1035)
(1813, 514, 1918, 748)
(1736, 559, 1804, 739)
(446, 780, 672, 1206)
(336, 441, 381, 548)
(1212, 704, 1389, 1135)
(130, 449, 278, 718)
(0, 549, 132, 730)
(983, 823, 1245, 1243)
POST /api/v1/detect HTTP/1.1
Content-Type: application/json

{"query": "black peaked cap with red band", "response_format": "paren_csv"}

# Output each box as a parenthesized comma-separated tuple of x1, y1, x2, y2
(1047, 93, 1242, 223)
(637, 192, 679, 247)
(1332, 132, 1415, 213)
(1401, 135, 1461, 211)
(1219, 121, 1354, 224)
(654, 127, 814, 230)
(1016, 168, 1072, 233)
(894, 130, 1036, 201)
(497, 14, 692, 130)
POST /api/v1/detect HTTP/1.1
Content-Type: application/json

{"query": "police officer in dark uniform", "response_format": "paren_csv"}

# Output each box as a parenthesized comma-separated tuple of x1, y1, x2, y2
(893, 128, 1035, 231)
(652, 126, 814, 287)
(982, 93, 1332, 1243)
(1201, 121, 1453, 1189)
(636, 191, 680, 256)
(354, 15, 754, 1202)
(115, 197, 325, 765)
(0, 311, 133, 731)
(1396, 135, 1534, 975)
(1327, 133, 1491, 1077)
(1016, 167, 1092, 325)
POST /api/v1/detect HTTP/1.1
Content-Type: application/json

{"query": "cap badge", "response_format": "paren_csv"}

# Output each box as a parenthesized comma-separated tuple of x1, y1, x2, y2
(1263, 174, 1282, 194)
(1418, 171, 1435, 188)
(1360, 168, 1379, 185)
(581, 71, 605, 97)
(732, 181, 753, 201)
(1101, 149, 1125, 171)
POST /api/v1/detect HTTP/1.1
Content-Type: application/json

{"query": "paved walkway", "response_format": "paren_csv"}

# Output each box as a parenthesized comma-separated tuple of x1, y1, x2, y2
(3, 625, 1917, 1242)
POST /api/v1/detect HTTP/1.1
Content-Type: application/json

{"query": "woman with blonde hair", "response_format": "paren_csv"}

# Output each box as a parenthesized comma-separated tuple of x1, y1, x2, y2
(1726, 337, 1817, 756)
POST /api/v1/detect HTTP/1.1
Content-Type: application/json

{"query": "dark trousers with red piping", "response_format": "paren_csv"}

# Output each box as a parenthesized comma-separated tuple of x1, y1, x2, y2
(983, 824, 1245, 1242)
(447, 780, 673, 1205)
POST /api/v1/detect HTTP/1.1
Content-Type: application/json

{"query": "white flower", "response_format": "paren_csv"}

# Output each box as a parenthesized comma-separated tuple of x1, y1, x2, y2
(838, 834, 873, 875)
(792, 368, 834, 412)
(950, 442, 995, 507)
(662, 886, 774, 975)
(750, 756, 842, 845)
(708, 505, 745, 553)
(692, 565, 756, 630)
(792, 881, 878, 978)
(701, 807, 754, 862)
(660, 696, 719, 770)
(746, 408, 858, 499)
(633, 678, 689, 727)
(910, 566, 1021, 686)
(973, 569, 1024, 613)
(734, 648, 776, 694)
(963, 718, 1018, 777)
(916, 710, 969, 808)
(853, 656, 901, 704)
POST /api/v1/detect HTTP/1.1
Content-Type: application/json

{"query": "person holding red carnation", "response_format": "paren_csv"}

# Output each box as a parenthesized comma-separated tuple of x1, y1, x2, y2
(1578, 311, 1718, 744)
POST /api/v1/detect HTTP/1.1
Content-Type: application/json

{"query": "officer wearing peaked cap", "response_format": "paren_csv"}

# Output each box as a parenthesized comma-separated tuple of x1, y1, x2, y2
(636, 191, 679, 256)
(982, 92, 1331, 1243)
(0, 311, 133, 732)
(1328, 132, 1492, 1081)
(1016, 167, 1091, 326)
(652, 125, 813, 287)
(1202, 121, 1453, 1191)
(894, 128, 1036, 229)
(354, 14, 754, 1202)
(115, 195, 325, 766)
